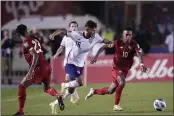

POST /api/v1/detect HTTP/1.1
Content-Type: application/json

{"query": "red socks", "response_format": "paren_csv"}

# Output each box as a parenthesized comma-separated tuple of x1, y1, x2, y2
(18, 84, 26, 113)
(45, 88, 59, 98)
(115, 85, 124, 105)
(94, 87, 109, 95)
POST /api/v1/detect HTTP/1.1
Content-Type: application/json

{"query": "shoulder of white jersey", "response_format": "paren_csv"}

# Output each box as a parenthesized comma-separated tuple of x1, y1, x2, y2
(94, 33, 103, 40)
(77, 31, 83, 36)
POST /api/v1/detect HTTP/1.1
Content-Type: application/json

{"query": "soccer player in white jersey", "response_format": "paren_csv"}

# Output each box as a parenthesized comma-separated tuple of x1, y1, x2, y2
(49, 20, 111, 111)
(54, 21, 80, 103)
(49, 21, 80, 114)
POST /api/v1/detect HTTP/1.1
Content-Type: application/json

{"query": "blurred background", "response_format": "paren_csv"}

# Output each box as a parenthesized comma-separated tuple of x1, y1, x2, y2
(1, 1, 173, 85)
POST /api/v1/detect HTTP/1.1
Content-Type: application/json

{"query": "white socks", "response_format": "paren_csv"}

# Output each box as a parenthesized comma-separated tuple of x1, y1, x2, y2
(73, 89, 79, 99)
(63, 89, 71, 100)
(64, 80, 79, 88)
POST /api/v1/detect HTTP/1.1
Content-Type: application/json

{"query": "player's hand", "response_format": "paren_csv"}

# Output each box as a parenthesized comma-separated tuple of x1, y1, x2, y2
(49, 34, 54, 40)
(90, 58, 97, 64)
(53, 54, 59, 59)
(106, 43, 114, 48)
(140, 64, 148, 73)
(26, 71, 32, 80)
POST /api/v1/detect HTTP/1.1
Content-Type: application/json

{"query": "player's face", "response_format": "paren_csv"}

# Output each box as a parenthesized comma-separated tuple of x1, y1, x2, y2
(123, 30, 132, 41)
(69, 23, 78, 31)
(86, 27, 96, 37)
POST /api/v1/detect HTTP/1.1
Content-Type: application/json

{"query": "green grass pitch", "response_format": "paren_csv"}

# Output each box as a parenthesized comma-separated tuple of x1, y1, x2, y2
(1, 82, 173, 115)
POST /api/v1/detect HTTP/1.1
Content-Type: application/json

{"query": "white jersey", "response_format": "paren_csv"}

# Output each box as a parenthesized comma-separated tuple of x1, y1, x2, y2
(60, 36, 75, 66)
(66, 31, 104, 67)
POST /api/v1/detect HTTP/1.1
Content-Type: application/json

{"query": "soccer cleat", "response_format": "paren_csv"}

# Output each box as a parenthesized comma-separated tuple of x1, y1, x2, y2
(85, 88, 94, 101)
(70, 93, 80, 104)
(113, 105, 124, 111)
(61, 83, 66, 94)
(72, 97, 80, 104)
(49, 102, 57, 114)
(57, 96, 65, 111)
(13, 112, 24, 116)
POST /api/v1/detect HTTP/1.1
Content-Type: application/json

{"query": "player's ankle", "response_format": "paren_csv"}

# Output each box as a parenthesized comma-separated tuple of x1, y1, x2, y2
(18, 109, 24, 113)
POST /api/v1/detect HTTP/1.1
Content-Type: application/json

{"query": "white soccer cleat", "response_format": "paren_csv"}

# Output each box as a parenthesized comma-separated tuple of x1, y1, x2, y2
(49, 102, 57, 114)
(61, 83, 66, 94)
(71, 97, 80, 104)
(85, 88, 94, 101)
(113, 105, 124, 111)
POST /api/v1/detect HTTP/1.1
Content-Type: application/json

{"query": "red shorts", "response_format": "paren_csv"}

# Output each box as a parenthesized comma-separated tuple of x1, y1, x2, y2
(25, 65, 52, 85)
(112, 67, 129, 84)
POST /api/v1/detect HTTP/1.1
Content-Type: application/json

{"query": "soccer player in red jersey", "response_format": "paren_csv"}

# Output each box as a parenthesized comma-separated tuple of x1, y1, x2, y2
(13, 24, 65, 115)
(85, 27, 148, 111)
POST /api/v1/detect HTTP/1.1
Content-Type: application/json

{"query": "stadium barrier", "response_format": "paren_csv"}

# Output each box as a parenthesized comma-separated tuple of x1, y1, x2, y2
(51, 54, 173, 84)
(1, 48, 28, 84)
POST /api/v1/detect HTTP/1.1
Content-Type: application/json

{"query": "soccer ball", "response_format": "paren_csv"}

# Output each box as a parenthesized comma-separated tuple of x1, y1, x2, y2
(153, 99, 166, 111)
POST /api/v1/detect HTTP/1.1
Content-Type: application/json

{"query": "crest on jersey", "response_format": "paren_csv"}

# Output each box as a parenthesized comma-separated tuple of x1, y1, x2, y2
(128, 46, 132, 49)
(23, 42, 29, 48)
(77, 70, 80, 74)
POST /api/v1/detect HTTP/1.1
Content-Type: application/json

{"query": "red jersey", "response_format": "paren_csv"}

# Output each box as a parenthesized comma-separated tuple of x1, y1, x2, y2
(22, 36, 49, 67)
(113, 39, 141, 70)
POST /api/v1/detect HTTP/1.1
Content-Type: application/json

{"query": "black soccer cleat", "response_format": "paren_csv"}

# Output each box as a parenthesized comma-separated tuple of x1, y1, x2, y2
(57, 96, 65, 111)
(13, 112, 24, 116)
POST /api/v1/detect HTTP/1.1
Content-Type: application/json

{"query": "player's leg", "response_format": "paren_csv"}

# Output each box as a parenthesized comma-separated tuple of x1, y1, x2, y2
(64, 73, 78, 103)
(13, 76, 36, 115)
(42, 69, 65, 111)
(85, 82, 117, 100)
(113, 70, 127, 111)
(71, 88, 80, 104)
(85, 68, 118, 100)
(61, 64, 83, 90)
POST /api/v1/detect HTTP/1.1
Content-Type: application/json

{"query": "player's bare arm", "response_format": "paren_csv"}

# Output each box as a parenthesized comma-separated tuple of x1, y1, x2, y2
(136, 47, 148, 73)
(26, 49, 39, 79)
(49, 29, 67, 40)
(54, 45, 65, 59)
(90, 45, 107, 64)
(102, 38, 113, 44)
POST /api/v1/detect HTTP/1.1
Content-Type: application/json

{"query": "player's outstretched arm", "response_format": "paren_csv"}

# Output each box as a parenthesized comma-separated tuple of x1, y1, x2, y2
(49, 29, 67, 40)
(102, 38, 113, 44)
(54, 46, 65, 59)
(90, 45, 107, 64)
(136, 48, 148, 73)
(26, 49, 39, 79)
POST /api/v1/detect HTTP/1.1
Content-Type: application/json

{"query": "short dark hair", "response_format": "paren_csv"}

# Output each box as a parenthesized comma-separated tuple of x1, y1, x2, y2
(123, 27, 132, 32)
(85, 20, 97, 28)
(69, 21, 78, 27)
(16, 24, 27, 36)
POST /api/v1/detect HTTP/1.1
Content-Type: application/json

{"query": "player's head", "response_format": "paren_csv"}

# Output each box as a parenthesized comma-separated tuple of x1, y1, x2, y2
(16, 24, 29, 37)
(69, 21, 78, 31)
(122, 27, 133, 41)
(85, 20, 97, 37)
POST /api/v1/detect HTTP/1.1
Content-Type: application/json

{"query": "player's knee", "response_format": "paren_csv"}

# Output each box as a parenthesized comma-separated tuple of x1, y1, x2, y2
(78, 82, 83, 86)
(76, 78, 83, 86)
(117, 76, 126, 87)
(118, 81, 125, 88)
(68, 88, 75, 94)
(108, 88, 115, 94)
(20, 80, 28, 88)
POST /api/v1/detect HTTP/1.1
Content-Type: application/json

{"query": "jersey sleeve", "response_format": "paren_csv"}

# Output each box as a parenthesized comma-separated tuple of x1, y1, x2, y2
(134, 41, 142, 54)
(60, 36, 66, 46)
(23, 38, 35, 52)
(95, 33, 104, 43)
(165, 35, 170, 45)
(67, 31, 79, 41)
